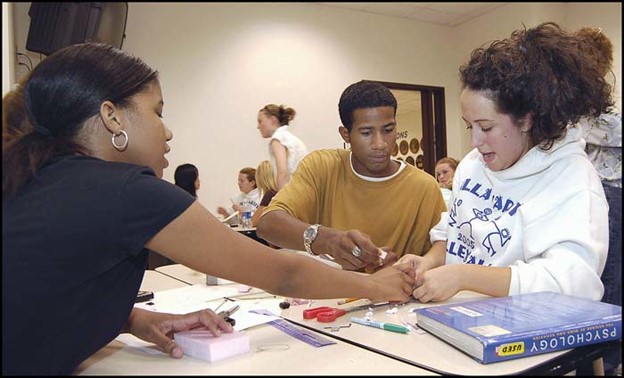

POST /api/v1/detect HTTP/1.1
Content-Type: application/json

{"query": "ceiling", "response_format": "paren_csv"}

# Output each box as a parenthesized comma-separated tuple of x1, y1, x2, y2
(315, 2, 510, 27)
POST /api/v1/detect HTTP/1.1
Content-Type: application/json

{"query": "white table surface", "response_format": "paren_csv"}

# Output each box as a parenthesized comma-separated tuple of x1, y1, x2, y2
(76, 269, 433, 375)
(141, 269, 189, 292)
(281, 293, 576, 375)
(155, 264, 238, 286)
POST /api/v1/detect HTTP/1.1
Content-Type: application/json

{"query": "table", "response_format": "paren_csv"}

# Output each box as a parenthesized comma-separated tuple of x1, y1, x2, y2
(230, 225, 269, 246)
(149, 263, 615, 375)
(76, 269, 433, 375)
(155, 255, 341, 287)
(156, 264, 238, 286)
(141, 269, 189, 292)
(281, 295, 617, 375)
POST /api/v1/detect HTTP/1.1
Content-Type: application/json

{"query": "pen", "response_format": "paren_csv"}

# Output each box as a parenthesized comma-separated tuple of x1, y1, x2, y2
(350, 317, 409, 334)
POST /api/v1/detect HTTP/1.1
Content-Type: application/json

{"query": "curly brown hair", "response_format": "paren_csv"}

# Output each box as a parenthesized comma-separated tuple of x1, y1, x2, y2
(574, 26, 614, 78)
(459, 22, 613, 151)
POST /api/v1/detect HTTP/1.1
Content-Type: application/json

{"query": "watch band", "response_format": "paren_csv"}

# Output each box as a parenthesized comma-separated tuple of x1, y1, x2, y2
(303, 224, 322, 256)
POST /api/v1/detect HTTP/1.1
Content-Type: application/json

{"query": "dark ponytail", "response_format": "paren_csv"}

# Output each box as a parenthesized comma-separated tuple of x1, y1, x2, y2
(2, 43, 158, 196)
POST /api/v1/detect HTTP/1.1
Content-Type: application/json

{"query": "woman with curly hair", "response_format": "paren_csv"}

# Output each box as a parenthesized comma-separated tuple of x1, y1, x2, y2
(398, 22, 611, 304)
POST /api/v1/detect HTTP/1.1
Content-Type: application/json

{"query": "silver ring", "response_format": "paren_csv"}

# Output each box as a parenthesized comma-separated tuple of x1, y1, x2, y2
(351, 246, 362, 258)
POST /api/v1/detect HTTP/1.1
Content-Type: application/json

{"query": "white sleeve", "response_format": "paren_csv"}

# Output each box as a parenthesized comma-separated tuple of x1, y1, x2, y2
(508, 190, 607, 300)
(429, 212, 448, 243)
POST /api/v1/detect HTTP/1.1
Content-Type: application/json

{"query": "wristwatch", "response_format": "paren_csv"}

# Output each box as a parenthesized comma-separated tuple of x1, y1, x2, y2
(303, 224, 322, 256)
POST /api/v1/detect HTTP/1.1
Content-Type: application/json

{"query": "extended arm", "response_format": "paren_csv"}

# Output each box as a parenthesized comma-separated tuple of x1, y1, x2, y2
(146, 202, 412, 301)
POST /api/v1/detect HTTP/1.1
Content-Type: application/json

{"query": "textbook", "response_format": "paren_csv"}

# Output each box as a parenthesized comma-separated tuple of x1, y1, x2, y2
(414, 291, 622, 364)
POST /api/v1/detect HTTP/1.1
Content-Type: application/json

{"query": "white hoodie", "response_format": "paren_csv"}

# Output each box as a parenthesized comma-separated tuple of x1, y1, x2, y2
(430, 127, 608, 300)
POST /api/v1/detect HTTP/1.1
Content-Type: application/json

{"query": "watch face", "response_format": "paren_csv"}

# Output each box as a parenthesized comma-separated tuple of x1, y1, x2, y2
(304, 227, 316, 240)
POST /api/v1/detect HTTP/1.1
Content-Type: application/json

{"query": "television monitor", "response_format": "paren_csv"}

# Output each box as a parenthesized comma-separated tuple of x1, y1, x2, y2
(26, 2, 128, 56)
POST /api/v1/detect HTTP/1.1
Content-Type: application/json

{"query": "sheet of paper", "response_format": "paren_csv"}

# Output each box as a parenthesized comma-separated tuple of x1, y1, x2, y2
(133, 284, 282, 331)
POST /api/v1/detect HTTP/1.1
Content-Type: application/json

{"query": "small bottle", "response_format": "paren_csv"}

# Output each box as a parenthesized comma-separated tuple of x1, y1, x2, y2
(241, 203, 252, 229)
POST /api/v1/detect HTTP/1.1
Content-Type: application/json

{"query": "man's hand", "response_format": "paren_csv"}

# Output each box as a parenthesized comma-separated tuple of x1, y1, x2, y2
(321, 229, 396, 271)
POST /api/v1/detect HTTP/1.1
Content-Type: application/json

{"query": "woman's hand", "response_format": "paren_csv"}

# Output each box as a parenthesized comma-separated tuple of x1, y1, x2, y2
(395, 254, 433, 284)
(124, 307, 233, 358)
(365, 262, 415, 303)
(410, 264, 462, 303)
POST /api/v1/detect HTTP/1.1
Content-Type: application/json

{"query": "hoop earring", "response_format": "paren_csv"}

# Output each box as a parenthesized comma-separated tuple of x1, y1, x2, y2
(112, 130, 129, 151)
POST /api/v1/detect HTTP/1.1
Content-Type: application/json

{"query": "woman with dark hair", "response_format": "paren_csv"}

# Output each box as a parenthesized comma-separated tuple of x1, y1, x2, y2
(2, 43, 414, 375)
(174, 163, 199, 197)
(398, 22, 610, 304)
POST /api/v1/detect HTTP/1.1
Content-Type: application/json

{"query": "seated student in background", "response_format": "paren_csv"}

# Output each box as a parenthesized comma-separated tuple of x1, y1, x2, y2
(2, 43, 415, 375)
(149, 163, 201, 269)
(574, 26, 622, 308)
(216, 167, 260, 225)
(397, 22, 610, 303)
(257, 80, 446, 272)
(257, 104, 308, 189)
(174, 163, 200, 197)
(251, 160, 278, 228)
(434, 157, 459, 210)
(573, 25, 621, 377)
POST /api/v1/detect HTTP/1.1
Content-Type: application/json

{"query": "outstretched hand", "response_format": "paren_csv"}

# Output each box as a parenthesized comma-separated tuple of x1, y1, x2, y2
(365, 262, 415, 303)
(125, 307, 233, 358)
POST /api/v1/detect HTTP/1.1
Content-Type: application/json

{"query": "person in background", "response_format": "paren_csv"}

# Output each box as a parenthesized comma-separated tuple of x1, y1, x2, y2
(573, 25, 621, 377)
(257, 80, 446, 272)
(434, 157, 459, 209)
(257, 104, 308, 189)
(216, 167, 260, 226)
(252, 160, 278, 228)
(148, 163, 202, 268)
(2, 43, 415, 375)
(397, 22, 610, 304)
(174, 163, 200, 198)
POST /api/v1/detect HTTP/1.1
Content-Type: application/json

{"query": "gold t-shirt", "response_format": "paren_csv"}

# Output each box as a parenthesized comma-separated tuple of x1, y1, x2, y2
(262, 149, 446, 258)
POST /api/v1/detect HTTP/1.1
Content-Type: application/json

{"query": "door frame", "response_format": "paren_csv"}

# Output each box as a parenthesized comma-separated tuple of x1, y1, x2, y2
(373, 80, 447, 175)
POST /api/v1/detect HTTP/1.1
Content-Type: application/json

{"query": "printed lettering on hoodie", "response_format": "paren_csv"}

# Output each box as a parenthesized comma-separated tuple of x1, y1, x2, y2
(446, 178, 522, 265)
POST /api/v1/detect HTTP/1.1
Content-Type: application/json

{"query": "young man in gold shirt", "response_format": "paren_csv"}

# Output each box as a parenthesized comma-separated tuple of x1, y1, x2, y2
(257, 80, 445, 272)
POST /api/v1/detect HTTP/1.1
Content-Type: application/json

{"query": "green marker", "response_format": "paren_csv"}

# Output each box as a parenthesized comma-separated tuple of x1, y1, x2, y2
(350, 316, 409, 334)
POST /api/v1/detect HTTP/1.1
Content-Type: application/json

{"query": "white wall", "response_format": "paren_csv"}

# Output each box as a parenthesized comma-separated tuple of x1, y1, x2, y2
(6, 2, 621, 214)
(120, 3, 462, 214)
(2, 2, 15, 96)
